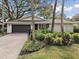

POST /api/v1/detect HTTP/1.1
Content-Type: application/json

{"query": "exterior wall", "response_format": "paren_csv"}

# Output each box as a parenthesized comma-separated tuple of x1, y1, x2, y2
(64, 25, 73, 32)
(54, 24, 61, 32)
(7, 23, 73, 33)
(48, 24, 73, 32)
(7, 24, 12, 33)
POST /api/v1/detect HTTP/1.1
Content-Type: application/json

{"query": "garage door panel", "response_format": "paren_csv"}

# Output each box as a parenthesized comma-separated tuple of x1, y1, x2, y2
(12, 25, 30, 33)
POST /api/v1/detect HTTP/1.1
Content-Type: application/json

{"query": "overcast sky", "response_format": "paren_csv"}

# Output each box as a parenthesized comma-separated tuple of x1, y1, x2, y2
(1, 0, 79, 18)
(49, 0, 79, 18)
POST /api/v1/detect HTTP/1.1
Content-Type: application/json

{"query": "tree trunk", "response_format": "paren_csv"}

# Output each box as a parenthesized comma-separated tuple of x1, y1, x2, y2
(31, 0, 36, 42)
(51, 0, 57, 32)
(61, 0, 64, 38)
(2, 0, 5, 34)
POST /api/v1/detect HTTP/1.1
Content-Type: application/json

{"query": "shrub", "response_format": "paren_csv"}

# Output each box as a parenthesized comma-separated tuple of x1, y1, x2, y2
(72, 33, 79, 44)
(35, 30, 45, 41)
(40, 29, 49, 34)
(63, 32, 73, 45)
(54, 37, 63, 45)
(35, 29, 49, 41)
(26, 41, 45, 52)
(44, 33, 54, 44)
(36, 29, 48, 34)
(35, 32, 45, 41)
(74, 24, 79, 32)
(64, 32, 71, 40)
(52, 32, 61, 38)
(20, 40, 45, 55)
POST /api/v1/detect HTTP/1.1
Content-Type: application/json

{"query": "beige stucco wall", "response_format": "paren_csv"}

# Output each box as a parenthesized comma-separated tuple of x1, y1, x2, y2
(64, 25, 73, 32)
(7, 23, 73, 33)
(48, 24, 73, 32)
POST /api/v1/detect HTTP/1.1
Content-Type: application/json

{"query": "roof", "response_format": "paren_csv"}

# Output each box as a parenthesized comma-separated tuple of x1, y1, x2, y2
(45, 19, 73, 24)
(6, 16, 74, 24)
(17, 16, 45, 21)
(71, 21, 79, 24)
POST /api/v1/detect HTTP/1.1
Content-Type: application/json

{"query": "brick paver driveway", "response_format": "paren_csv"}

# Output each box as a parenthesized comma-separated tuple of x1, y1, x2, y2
(0, 33, 28, 59)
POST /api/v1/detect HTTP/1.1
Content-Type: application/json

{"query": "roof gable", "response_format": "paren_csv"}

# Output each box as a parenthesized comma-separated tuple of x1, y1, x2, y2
(17, 16, 45, 22)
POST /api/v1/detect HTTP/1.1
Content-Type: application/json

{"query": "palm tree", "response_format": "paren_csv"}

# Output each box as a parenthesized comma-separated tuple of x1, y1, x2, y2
(61, 0, 64, 38)
(31, 0, 36, 42)
(51, 0, 57, 32)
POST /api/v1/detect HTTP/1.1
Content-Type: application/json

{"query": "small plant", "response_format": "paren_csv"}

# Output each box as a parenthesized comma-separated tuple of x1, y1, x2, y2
(74, 24, 79, 32)
(52, 32, 61, 38)
(54, 37, 63, 45)
(72, 33, 79, 44)
(63, 32, 73, 45)
(20, 40, 45, 55)
(35, 30, 45, 41)
(26, 41, 45, 52)
(64, 32, 71, 39)
(44, 33, 54, 44)
(41, 29, 49, 34)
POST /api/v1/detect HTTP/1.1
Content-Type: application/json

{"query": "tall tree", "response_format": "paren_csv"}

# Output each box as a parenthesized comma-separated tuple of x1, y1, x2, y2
(4, 0, 13, 20)
(61, 0, 64, 38)
(31, 0, 36, 42)
(40, 7, 50, 19)
(51, 0, 57, 32)
(3, 0, 31, 20)
(2, 0, 5, 34)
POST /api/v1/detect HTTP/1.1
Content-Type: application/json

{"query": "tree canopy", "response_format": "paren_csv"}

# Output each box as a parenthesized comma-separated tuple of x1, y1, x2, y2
(0, 0, 51, 21)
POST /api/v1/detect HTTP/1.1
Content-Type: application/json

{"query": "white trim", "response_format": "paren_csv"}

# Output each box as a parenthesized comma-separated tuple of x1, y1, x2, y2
(7, 24, 12, 33)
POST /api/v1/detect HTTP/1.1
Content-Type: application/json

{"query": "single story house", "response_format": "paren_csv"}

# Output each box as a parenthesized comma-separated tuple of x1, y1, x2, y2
(5, 16, 74, 33)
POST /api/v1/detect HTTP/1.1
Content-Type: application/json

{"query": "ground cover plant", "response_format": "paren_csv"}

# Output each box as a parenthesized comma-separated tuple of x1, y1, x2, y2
(18, 44, 79, 59)
(18, 29, 79, 59)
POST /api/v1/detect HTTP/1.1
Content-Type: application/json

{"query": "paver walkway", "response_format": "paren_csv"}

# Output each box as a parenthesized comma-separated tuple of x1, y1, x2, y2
(0, 33, 28, 59)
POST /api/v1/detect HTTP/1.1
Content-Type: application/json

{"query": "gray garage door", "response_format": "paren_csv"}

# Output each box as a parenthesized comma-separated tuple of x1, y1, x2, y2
(12, 25, 31, 33)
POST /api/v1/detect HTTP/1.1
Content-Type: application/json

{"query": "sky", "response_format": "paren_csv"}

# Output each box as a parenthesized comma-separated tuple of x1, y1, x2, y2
(48, 0, 79, 18)
(0, 0, 79, 19)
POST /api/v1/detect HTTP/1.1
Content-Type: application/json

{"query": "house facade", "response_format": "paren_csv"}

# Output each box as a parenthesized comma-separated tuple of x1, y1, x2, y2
(6, 16, 74, 33)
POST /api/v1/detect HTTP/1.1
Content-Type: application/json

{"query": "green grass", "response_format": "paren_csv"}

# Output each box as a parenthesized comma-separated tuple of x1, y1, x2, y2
(18, 44, 79, 59)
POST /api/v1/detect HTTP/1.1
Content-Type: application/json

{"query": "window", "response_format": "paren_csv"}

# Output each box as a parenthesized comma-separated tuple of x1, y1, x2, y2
(38, 24, 49, 29)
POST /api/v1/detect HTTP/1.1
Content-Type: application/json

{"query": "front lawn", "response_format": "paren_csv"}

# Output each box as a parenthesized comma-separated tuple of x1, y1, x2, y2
(18, 30, 79, 59)
(18, 44, 79, 59)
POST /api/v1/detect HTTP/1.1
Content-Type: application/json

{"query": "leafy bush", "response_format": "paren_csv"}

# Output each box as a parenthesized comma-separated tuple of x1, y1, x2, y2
(26, 41, 45, 52)
(30, 30, 74, 46)
(64, 32, 71, 39)
(35, 29, 49, 41)
(44, 33, 54, 44)
(72, 33, 79, 44)
(74, 24, 79, 32)
(54, 37, 63, 45)
(52, 32, 61, 38)
(63, 32, 73, 45)
(36, 29, 48, 34)
(20, 40, 45, 55)
(40, 29, 49, 34)
(35, 30, 45, 41)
